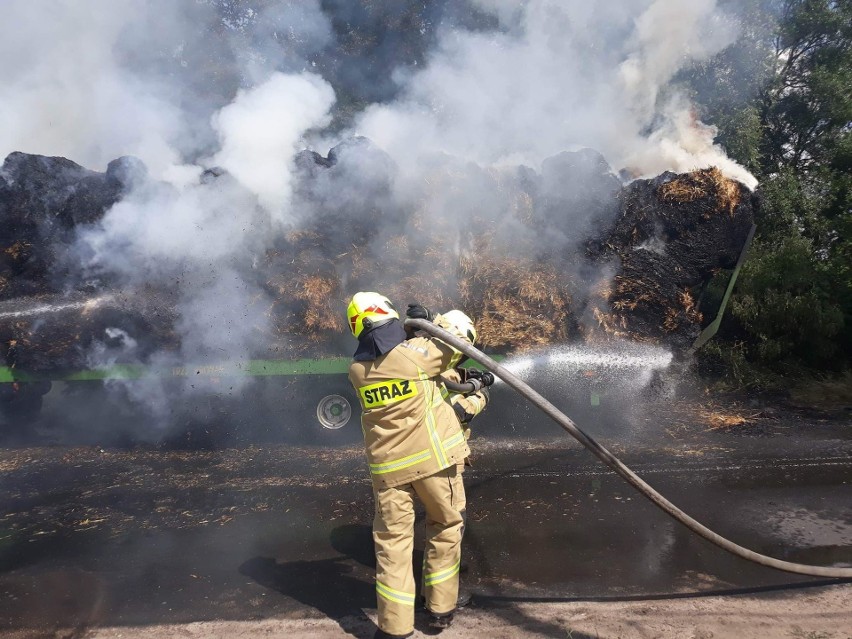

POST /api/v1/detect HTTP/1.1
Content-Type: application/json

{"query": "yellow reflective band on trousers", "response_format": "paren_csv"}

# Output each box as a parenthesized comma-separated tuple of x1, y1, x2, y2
(359, 378, 418, 409)
(418, 368, 449, 468)
(370, 449, 432, 475)
(376, 580, 416, 606)
(424, 560, 461, 586)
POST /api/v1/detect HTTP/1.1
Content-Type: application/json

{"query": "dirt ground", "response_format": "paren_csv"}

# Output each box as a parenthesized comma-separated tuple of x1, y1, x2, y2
(71, 583, 852, 639)
(3, 393, 850, 639)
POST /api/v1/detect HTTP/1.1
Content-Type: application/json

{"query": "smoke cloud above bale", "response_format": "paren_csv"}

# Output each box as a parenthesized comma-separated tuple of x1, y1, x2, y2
(0, 0, 334, 179)
(211, 72, 335, 218)
(354, 0, 757, 188)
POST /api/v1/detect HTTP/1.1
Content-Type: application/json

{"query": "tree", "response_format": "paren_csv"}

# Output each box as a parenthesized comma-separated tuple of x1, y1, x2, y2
(759, 0, 852, 175)
(687, 0, 852, 379)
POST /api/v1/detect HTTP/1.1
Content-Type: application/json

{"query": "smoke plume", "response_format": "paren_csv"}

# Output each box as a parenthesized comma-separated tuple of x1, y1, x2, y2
(353, 0, 757, 187)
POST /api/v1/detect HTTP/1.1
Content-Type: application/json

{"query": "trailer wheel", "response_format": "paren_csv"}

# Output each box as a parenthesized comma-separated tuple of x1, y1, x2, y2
(316, 394, 352, 430)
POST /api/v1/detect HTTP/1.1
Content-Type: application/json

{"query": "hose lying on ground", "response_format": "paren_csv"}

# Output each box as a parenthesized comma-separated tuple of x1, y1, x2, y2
(406, 318, 852, 579)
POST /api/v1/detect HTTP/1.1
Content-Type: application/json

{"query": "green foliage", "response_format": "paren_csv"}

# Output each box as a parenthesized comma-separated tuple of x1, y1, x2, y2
(721, 105, 765, 173)
(731, 232, 845, 366)
(686, 0, 852, 380)
(759, 0, 852, 174)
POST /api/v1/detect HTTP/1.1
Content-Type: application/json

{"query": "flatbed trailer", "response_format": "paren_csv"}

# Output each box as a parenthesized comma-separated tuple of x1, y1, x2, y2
(0, 224, 755, 447)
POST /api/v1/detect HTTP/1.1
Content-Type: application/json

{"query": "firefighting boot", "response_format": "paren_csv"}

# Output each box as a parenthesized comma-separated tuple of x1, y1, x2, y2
(427, 610, 454, 631)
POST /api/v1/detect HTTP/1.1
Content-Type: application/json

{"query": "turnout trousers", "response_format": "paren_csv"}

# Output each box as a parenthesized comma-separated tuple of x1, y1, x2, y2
(372, 465, 465, 636)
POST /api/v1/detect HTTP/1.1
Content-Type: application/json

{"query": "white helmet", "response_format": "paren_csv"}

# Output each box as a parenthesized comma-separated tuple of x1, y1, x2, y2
(440, 309, 477, 345)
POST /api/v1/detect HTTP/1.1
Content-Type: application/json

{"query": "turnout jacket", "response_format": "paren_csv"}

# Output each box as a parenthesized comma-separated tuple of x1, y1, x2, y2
(349, 331, 471, 490)
(443, 367, 489, 468)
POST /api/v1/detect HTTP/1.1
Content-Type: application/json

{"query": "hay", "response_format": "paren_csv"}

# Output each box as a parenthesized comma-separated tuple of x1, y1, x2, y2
(658, 167, 741, 215)
(4, 241, 31, 260)
(383, 276, 455, 316)
(266, 270, 344, 346)
(701, 410, 754, 430)
(458, 255, 572, 350)
(300, 275, 342, 334)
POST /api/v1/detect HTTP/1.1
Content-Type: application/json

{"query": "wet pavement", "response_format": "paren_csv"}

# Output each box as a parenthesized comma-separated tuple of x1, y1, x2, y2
(1, 400, 851, 636)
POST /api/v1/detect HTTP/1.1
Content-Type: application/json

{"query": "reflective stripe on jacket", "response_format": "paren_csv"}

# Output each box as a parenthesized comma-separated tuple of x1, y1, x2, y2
(349, 331, 471, 489)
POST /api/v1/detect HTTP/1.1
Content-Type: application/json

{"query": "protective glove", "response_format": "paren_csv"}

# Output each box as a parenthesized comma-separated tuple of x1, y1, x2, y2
(465, 368, 495, 387)
(406, 303, 433, 321)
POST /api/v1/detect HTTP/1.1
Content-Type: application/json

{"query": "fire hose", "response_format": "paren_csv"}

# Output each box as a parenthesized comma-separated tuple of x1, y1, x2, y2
(406, 317, 852, 578)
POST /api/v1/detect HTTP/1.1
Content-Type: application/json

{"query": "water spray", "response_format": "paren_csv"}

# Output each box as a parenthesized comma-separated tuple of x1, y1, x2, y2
(406, 317, 852, 579)
(0, 295, 114, 321)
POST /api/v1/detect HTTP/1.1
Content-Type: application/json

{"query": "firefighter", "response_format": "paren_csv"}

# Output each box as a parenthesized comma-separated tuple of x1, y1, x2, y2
(347, 292, 492, 638)
(409, 305, 493, 593)
(443, 361, 493, 517)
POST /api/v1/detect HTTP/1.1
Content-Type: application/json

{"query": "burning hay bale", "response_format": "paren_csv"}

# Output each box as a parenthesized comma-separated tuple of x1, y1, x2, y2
(458, 253, 573, 350)
(0, 153, 140, 299)
(587, 167, 755, 348)
(0, 143, 757, 374)
(658, 167, 741, 215)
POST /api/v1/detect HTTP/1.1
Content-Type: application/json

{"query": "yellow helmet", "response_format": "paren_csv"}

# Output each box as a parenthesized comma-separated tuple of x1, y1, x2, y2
(347, 291, 399, 339)
(440, 309, 477, 345)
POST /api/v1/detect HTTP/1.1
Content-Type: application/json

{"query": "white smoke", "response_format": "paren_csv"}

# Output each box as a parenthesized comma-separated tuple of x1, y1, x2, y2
(0, 0, 185, 178)
(0, 0, 334, 182)
(78, 70, 336, 365)
(210, 72, 335, 218)
(354, 0, 758, 188)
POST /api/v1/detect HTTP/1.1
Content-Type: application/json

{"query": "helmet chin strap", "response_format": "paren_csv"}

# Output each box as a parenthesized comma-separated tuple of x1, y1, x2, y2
(361, 317, 394, 333)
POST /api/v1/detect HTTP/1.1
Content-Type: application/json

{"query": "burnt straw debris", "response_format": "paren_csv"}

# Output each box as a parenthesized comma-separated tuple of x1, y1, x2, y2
(1, 142, 755, 373)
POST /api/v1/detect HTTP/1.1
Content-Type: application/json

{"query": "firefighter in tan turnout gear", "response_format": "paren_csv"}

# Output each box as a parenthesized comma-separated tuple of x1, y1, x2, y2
(410, 306, 493, 583)
(346, 293, 493, 638)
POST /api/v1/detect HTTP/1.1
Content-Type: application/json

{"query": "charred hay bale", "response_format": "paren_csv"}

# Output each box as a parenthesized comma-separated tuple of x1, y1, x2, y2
(0, 296, 177, 372)
(591, 167, 755, 346)
(603, 167, 754, 281)
(586, 250, 703, 348)
(0, 152, 143, 300)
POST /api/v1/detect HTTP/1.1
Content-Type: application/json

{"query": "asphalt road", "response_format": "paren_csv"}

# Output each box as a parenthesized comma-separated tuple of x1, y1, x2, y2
(1, 400, 850, 637)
